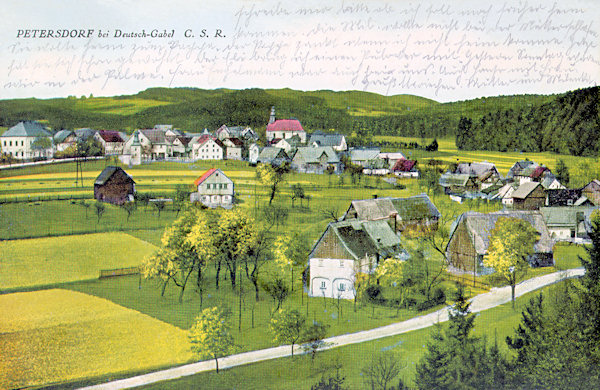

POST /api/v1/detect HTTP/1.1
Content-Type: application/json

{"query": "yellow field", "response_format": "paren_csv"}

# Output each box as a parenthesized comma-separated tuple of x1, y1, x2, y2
(0, 233, 157, 289)
(0, 289, 193, 389)
(73, 97, 171, 115)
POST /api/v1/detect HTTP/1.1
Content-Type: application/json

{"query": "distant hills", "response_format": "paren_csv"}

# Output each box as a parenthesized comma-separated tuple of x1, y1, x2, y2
(0, 86, 597, 155)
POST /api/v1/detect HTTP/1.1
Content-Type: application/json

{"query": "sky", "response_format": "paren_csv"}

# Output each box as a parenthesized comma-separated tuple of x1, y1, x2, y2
(1, 0, 598, 102)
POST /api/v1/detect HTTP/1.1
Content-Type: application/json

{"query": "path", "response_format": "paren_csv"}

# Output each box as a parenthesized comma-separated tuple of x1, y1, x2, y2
(81, 268, 585, 390)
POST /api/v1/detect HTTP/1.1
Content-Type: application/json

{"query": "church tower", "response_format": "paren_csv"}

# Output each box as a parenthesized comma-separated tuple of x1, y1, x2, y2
(269, 106, 276, 124)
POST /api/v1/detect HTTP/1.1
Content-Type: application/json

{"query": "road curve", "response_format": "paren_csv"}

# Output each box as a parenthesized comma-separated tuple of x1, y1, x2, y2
(81, 268, 585, 390)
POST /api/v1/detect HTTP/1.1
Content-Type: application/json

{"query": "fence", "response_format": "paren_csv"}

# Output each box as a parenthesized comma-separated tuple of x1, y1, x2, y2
(0, 193, 94, 204)
(0, 156, 105, 170)
(442, 273, 491, 290)
(99, 266, 140, 278)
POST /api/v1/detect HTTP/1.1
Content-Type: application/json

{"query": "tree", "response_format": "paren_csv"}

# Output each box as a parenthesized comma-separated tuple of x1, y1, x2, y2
(273, 232, 309, 292)
(214, 208, 255, 289)
(244, 224, 274, 301)
(290, 183, 305, 207)
(79, 199, 90, 219)
(311, 371, 347, 390)
(187, 210, 218, 306)
(555, 159, 570, 187)
(94, 201, 105, 223)
(361, 351, 403, 390)
(416, 285, 491, 389)
(406, 243, 445, 302)
(425, 138, 438, 152)
(143, 209, 210, 302)
(376, 257, 407, 317)
(153, 199, 166, 219)
(418, 168, 441, 196)
(261, 275, 290, 312)
(257, 162, 288, 205)
(270, 308, 306, 357)
(121, 201, 136, 222)
(302, 321, 330, 361)
(188, 307, 235, 374)
(483, 217, 539, 308)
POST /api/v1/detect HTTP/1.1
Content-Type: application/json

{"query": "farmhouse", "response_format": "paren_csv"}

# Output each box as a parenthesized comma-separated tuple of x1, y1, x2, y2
(378, 152, 407, 170)
(216, 125, 258, 142)
(545, 189, 591, 207)
(257, 147, 291, 166)
(454, 161, 502, 190)
(582, 180, 600, 206)
(189, 135, 224, 161)
(190, 168, 234, 208)
(291, 146, 341, 174)
(94, 130, 126, 155)
(94, 166, 136, 205)
(266, 107, 307, 143)
(392, 158, 419, 178)
(439, 173, 478, 195)
(348, 148, 380, 167)
(342, 194, 441, 235)
(53, 130, 77, 152)
(540, 206, 600, 243)
(308, 219, 404, 299)
(308, 131, 348, 152)
(445, 210, 554, 275)
(511, 182, 546, 210)
(1, 121, 53, 160)
(223, 137, 244, 160)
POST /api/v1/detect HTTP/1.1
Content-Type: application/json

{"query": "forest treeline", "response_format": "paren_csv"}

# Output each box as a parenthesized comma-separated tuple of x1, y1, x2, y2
(0, 86, 597, 155)
(456, 87, 599, 156)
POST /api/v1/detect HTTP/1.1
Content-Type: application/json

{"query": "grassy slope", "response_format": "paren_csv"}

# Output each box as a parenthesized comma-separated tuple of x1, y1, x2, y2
(0, 232, 157, 290)
(0, 289, 192, 389)
(137, 282, 566, 390)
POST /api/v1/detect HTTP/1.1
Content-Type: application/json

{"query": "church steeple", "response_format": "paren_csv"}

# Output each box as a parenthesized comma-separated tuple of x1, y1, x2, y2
(269, 106, 276, 124)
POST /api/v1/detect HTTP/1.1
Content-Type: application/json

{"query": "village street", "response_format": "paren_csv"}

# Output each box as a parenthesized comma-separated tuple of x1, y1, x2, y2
(80, 268, 585, 390)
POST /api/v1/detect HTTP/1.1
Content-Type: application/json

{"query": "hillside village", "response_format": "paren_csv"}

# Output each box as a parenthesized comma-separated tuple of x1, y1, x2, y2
(1, 99, 600, 390)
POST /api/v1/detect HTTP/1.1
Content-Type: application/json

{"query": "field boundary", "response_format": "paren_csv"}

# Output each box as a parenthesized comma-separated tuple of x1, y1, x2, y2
(100, 267, 140, 278)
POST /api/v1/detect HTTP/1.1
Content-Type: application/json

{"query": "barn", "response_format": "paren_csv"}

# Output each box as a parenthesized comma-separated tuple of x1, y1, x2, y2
(94, 166, 136, 205)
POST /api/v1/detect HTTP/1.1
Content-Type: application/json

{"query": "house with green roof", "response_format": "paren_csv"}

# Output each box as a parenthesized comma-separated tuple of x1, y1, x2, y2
(291, 146, 341, 174)
(540, 206, 600, 243)
(308, 219, 405, 299)
(1, 121, 53, 160)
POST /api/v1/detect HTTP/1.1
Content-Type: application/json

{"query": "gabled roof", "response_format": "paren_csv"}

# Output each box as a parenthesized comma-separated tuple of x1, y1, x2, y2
(546, 189, 582, 206)
(448, 210, 554, 255)
(293, 146, 339, 164)
(75, 128, 97, 140)
(512, 182, 542, 199)
(259, 147, 289, 160)
(54, 129, 74, 143)
(540, 206, 600, 229)
(439, 173, 472, 187)
(344, 194, 440, 222)
(266, 119, 305, 133)
(349, 148, 380, 162)
(2, 121, 51, 138)
(194, 168, 219, 186)
(97, 130, 124, 143)
(507, 160, 538, 178)
(308, 132, 345, 147)
(378, 152, 406, 161)
(392, 158, 417, 172)
(455, 162, 500, 180)
(311, 219, 403, 261)
(226, 137, 244, 147)
(95, 166, 135, 185)
(140, 129, 167, 144)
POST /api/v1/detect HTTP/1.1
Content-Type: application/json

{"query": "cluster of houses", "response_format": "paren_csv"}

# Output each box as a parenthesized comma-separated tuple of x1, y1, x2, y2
(1, 108, 420, 178)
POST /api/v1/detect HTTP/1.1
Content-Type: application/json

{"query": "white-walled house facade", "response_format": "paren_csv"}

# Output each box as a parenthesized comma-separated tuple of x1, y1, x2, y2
(1, 121, 53, 159)
(190, 168, 234, 208)
(308, 219, 403, 300)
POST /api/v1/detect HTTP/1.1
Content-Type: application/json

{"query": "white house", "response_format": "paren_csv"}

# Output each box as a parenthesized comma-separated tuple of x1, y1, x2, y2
(308, 131, 348, 152)
(1, 121, 53, 159)
(223, 138, 243, 160)
(190, 168, 234, 208)
(94, 130, 126, 155)
(248, 143, 260, 164)
(308, 219, 404, 300)
(189, 135, 224, 161)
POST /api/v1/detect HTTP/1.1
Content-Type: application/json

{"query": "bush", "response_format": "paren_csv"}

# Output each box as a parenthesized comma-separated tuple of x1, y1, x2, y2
(432, 287, 446, 304)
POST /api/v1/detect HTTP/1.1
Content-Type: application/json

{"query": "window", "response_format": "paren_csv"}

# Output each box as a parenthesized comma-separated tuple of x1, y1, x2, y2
(223, 184, 227, 189)
(21, 140, 24, 146)
(320, 281, 326, 289)
(206, 184, 210, 190)
(9, 141, 12, 146)
(339, 283, 345, 291)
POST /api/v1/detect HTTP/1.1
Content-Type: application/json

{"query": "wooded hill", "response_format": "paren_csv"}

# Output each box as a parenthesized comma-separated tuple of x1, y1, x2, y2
(0, 86, 597, 156)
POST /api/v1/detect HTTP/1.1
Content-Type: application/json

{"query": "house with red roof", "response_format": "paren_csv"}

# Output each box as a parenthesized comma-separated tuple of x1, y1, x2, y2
(265, 106, 307, 143)
(190, 168, 234, 208)
(189, 134, 224, 161)
(94, 130, 126, 155)
(392, 158, 419, 178)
